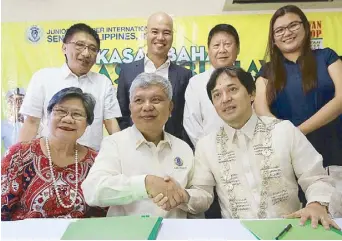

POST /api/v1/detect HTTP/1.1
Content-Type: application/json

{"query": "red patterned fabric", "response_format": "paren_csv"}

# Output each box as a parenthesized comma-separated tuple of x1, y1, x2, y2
(1, 138, 106, 221)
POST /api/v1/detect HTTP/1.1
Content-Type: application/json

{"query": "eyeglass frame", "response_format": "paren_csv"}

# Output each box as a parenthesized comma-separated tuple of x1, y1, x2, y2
(273, 21, 303, 37)
(67, 41, 99, 55)
(52, 107, 87, 121)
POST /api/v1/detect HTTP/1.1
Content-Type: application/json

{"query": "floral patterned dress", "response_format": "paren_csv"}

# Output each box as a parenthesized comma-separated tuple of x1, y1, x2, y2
(1, 138, 106, 221)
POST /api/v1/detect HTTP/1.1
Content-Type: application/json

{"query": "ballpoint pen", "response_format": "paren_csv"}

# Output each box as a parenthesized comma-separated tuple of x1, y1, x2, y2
(275, 224, 292, 240)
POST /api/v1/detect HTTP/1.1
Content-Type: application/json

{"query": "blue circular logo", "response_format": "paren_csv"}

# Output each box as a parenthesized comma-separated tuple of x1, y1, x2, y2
(174, 157, 183, 166)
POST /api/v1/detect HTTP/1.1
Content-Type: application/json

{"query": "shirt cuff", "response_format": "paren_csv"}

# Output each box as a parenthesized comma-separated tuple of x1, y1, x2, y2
(130, 175, 149, 200)
(185, 189, 197, 207)
(104, 109, 122, 120)
(20, 106, 42, 118)
(177, 189, 196, 212)
(306, 195, 331, 207)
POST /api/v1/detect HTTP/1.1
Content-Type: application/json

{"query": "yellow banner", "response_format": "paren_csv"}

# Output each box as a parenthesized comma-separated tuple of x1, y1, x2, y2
(1, 12, 342, 116)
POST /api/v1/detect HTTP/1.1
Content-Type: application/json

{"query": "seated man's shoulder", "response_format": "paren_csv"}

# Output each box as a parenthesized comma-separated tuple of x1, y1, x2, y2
(274, 120, 297, 135)
(166, 133, 193, 154)
(103, 127, 131, 143)
(258, 115, 282, 125)
(258, 116, 296, 132)
(197, 129, 220, 148)
(258, 115, 278, 123)
(166, 133, 194, 168)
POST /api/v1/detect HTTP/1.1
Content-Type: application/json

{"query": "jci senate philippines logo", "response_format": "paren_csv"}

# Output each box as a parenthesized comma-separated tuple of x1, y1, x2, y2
(27, 25, 43, 43)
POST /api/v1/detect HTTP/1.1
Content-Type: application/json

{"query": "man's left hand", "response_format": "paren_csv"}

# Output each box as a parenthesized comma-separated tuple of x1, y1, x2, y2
(283, 202, 340, 230)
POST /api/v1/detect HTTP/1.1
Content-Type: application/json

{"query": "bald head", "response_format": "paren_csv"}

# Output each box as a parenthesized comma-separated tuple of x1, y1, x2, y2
(146, 12, 174, 59)
(147, 12, 173, 30)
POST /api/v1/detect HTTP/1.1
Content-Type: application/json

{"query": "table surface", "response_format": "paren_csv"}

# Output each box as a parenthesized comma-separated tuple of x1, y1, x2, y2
(2, 218, 342, 240)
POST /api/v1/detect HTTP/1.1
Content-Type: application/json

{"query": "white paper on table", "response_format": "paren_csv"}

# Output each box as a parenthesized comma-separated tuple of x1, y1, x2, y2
(157, 219, 257, 240)
(1, 218, 75, 240)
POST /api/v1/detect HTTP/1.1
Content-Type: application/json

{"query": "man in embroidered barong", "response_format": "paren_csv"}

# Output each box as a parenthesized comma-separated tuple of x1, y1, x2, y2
(153, 66, 340, 229)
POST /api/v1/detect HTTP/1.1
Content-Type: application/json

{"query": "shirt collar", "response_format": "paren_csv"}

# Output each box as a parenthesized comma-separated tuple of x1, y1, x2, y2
(223, 112, 258, 140)
(132, 124, 172, 149)
(281, 54, 300, 65)
(60, 63, 94, 82)
(144, 54, 171, 69)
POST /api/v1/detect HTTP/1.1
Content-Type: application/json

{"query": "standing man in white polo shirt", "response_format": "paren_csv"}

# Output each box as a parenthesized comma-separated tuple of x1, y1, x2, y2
(82, 73, 193, 218)
(19, 23, 122, 150)
(184, 24, 240, 147)
(183, 24, 240, 219)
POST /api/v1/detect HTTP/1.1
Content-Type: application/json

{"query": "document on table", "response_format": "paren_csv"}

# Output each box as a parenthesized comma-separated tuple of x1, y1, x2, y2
(241, 219, 342, 240)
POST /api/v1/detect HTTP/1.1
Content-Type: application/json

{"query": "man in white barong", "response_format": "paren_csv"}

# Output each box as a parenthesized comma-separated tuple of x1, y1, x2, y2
(154, 67, 340, 229)
(82, 72, 193, 218)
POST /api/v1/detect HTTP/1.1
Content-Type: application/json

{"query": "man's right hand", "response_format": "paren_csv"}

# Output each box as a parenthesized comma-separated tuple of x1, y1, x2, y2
(145, 175, 183, 210)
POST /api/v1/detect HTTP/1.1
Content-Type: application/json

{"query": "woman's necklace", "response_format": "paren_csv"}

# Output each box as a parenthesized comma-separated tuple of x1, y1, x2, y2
(45, 137, 78, 209)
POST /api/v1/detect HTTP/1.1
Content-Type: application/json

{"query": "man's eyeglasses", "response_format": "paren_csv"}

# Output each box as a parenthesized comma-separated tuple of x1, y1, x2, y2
(68, 41, 99, 55)
(52, 108, 87, 121)
(273, 21, 303, 37)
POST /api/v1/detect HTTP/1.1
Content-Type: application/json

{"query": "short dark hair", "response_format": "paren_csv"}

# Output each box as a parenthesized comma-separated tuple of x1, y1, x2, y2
(207, 24, 240, 48)
(47, 87, 96, 125)
(207, 67, 255, 102)
(63, 23, 100, 49)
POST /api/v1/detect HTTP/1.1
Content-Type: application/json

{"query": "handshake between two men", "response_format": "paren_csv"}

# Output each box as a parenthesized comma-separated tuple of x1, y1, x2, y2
(145, 175, 190, 211)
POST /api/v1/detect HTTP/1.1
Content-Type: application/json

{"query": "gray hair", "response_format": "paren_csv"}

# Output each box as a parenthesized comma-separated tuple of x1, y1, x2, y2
(129, 73, 173, 102)
(47, 87, 96, 125)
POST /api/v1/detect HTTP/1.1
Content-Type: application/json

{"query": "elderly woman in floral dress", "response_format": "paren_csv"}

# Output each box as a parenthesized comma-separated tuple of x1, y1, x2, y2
(1, 87, 105, 220)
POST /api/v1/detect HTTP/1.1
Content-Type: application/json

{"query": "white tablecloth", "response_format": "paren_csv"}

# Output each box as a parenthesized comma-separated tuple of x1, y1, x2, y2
(2, 218, 342, 240)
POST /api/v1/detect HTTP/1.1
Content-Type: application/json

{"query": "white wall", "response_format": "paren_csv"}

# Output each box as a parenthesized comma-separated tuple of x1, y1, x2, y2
(2, 0, 341, 23)
(1, 0, 226, 22)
